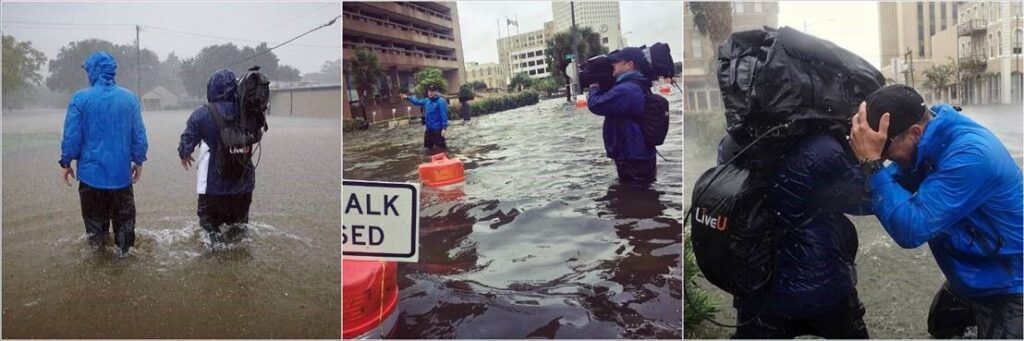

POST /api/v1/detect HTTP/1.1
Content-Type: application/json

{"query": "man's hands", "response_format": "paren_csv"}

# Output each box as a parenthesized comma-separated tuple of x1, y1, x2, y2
(62, 166, 76, 187)
(131, 164, 143, 184)
(850, 101, 890, 161)
(441, 129, 447, 137)
(400, 93, 408, 99)
(181, 156, 195, 170)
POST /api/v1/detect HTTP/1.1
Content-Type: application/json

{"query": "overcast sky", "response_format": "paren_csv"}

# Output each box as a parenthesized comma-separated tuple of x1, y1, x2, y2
(457, 1, 683, 64)
(778, 1, 881, 68)
(1, 2, 341, 76)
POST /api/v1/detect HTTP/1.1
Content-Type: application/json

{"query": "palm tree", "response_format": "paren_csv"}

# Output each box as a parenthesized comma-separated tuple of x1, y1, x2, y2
(346, 48, 383, 122)
(544, 26, 608, 88)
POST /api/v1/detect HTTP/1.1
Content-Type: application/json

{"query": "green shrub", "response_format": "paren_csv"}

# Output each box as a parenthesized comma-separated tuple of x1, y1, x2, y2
(684, 233, 720, 338)
(448, 90, 539, 120)
(342, 117, 368, 132)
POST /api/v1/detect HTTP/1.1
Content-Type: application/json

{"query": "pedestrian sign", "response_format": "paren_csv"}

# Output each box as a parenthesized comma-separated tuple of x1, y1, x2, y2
(343, 180, 420, 262)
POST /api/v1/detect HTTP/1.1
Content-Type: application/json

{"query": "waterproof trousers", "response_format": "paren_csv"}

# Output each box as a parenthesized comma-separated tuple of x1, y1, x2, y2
(78, 182, 136, 253)
(614, 158, 657, 185)
(197, 193, 252, 234)
(928, 282, 1023, 339)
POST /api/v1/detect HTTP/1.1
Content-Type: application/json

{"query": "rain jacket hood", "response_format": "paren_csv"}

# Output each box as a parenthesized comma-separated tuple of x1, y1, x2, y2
(83, 51, 117, 86)
(587, 71, 656, 161)
(207, 68, 238, 104)
(871, 104, 1023, 298)
(59, 52, 148, 189)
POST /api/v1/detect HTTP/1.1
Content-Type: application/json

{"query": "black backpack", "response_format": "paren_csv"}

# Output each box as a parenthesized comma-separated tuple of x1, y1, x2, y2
(237, 66, 270, 138)
(206, 103, 254, 180)
(689, 133, 786, 296)
(629, 78, 670, 147)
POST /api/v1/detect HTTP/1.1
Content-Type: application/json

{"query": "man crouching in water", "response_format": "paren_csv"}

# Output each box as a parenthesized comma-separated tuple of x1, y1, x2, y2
(178, 69, 262, 245)
(586, 47, 656, 186)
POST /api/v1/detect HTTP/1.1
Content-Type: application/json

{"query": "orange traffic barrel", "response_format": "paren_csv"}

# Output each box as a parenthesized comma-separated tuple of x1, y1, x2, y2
(418, 153, 465, 187)
(659, 84, 671, 95)
(343, 260, 399, 339)
(575, 96, 588, 109)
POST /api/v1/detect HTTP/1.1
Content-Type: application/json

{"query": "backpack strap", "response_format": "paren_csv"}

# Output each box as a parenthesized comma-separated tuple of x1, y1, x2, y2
(206, 103, 227, 131)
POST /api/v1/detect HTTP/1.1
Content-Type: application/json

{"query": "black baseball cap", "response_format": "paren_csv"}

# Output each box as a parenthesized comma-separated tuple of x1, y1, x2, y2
(865, 84, 927, 138)
(428, 84, 440, 91)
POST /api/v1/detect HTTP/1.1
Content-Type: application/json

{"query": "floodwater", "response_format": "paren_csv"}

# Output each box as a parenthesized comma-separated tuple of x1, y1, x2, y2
(683, 104, 1024, 338)
(343, 96, 684, 338)
(2, 109, 341, 338)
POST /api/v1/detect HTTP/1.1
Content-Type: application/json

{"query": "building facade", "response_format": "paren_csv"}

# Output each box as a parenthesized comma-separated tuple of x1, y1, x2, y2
(269, 84, 343, 118)
(683, 1, 779, 113)
(497, 21, 556, 83)
(955, 1, 1023, 105)
(465, 62, 506, 90)
(342, 1, 466, 121)
(877, 1, 960, 103)
(551, 2, 624, 51)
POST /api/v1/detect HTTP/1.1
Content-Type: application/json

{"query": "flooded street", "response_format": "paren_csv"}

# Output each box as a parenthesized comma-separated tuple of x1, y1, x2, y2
(684, 104, 1024, 338)
(2, 109, 341, 338)
(344, 96, 683, 338)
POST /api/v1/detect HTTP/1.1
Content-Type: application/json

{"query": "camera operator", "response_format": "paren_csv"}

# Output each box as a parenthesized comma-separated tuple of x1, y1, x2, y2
(586, 47, 656, 185)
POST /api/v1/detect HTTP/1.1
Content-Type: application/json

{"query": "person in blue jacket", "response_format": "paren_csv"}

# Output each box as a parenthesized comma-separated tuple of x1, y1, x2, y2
(178, 69, 262, 245)
(59, 51, 148, 255)
(586, 47, 656, 185)
(850, 84, 1023, 339)
(401, 84, 448, 153)
(719, 131, 872, 338)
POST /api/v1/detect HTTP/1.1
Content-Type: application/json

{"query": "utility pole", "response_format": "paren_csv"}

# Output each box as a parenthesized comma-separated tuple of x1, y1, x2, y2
(136, 25, 142, 102)
(570, 1, 581, 95)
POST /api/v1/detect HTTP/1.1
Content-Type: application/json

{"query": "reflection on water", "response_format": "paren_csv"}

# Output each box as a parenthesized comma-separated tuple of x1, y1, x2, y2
(344, 97, 683, 338)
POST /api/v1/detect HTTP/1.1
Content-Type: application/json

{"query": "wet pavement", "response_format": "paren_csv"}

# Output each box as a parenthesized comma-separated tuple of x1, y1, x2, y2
(683, 104, 1024, 338)
(2, 109, 340, 338)
(343, 95, 683, 338)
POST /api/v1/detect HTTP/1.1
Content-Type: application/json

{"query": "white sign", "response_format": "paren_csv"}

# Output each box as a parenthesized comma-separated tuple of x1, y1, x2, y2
(342, 180, 420, 262)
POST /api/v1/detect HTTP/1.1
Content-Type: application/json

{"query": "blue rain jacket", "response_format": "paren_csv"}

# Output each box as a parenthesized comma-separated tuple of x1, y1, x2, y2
(870, 104, 1023, 298)
(587, 71, 656, 161)
(59, 52, 148, 189)
(177, 69, 259, 195)
(406, 96, 448, 131)
(722, 133, 871, 317)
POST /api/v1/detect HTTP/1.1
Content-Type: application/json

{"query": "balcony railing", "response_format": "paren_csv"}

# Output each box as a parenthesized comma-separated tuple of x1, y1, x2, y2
(344, 42, 459, 63)
(396, 2, 452, 22)
(957, 19, 987, 37)
(958, 53, 988, 74)
(343, 11, 455, 42)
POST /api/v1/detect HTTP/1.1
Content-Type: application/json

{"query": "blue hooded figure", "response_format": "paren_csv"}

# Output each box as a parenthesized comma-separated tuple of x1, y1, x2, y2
(59, 51, 149, 255)
(178, 69, 262, 244)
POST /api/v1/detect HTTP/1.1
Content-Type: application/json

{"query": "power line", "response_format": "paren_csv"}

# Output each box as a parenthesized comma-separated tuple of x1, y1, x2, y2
(143, 25, 338, 49)
(221, 15, 340, 69)
(243, 2, 336, 40)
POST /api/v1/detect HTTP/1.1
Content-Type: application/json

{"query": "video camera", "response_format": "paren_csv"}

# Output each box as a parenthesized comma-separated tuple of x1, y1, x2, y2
(577, 42, 675, 91)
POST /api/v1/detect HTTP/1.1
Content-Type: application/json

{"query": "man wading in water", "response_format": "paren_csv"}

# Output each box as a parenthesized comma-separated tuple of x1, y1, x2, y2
(402, 84, 449, 155)
(59, 51, 149, 256)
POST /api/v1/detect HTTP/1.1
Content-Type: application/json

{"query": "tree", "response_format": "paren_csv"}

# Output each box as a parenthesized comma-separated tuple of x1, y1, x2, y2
(531, 76, 560, 96)
(413, 68, 447, 96)
(345, 48, 383, 121)
(923, 60, 955, 102)
(507, 72, 533, 92)
(46, 39, 160, 96)
(2, 35, 46, 110)
(469, 80, 488, 91)
(158, 52, 186, 97)
(544, 26, 608, 86)
(179, 42, 303, 99)
(458, 83, 475, 100)
(688, 2, 733, 75)
(303, 59, 341, 84)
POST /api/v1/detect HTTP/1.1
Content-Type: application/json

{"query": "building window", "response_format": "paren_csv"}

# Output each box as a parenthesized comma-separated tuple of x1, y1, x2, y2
(1000, 31, 1004, 56)
(520, 53, 527, 59)
(929, 2, 935, 37)
(528, 60, 536, 66)
(602, 37, 608, 44)
(1015, 29, 1023, 54)
(692, 36, 703, 59)
(734, 1, 744, 14)
(527, 51, 535, 58)
(521, 62, 527, 68)
(529, 69, 536, 75)
(953, 3, 958, 21)
(941, 2, 947, 31)
(537, 50, 544, 56)
(917, 2, 925, 57)
(990, 34, 994, 57)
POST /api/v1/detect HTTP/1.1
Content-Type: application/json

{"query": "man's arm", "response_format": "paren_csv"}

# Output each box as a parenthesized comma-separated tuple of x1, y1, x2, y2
(178, 108, 203, 169)
(60, 97, 83, 168)
(130, 99, 149, 166)
(405, 96, 428, 106)
(586, 83, 644, 117)
(871, 145, 994, 248)
(439, 99, 449, 130)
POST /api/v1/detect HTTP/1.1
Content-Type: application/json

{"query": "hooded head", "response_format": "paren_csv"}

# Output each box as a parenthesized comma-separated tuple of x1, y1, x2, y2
(207, 69, 238, 103)
(82, 51, 117, 86)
